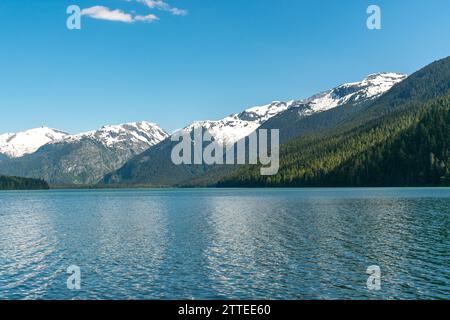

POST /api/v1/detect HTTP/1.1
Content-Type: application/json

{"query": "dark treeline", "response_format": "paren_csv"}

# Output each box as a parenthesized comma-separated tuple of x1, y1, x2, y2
(0, 175, 50, 190)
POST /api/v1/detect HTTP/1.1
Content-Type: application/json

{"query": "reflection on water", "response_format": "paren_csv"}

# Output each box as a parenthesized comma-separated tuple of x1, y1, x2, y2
(0, 188, 449, 299)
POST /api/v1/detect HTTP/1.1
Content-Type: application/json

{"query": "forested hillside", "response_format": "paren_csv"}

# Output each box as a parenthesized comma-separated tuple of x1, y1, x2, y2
(218, 95, 450, 187)
(323, 97, 450, 186)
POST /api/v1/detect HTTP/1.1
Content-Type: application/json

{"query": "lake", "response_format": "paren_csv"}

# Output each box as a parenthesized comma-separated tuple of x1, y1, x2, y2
(0, 188, 449, 300)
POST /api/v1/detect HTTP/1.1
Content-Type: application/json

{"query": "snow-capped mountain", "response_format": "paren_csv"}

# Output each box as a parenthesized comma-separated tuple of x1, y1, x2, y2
(0, 121, 169, 184)
(0, 122, 168, 159)
(299, 72, 407, 115)
(0, 127, 68, 158)
(175, 72, 407, 144)
(65, 121, 168, 151)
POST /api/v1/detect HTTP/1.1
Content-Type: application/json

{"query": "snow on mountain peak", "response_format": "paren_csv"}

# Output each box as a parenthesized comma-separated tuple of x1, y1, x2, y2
(173, 72, 406, 145)
(0, 122, 168, 158)
(175, 100, 296, 145)
(0, 126, 68, 158)
(70, 121, 168, 149)
(0, 72, 407, 158)
(300, 72, 407, 114)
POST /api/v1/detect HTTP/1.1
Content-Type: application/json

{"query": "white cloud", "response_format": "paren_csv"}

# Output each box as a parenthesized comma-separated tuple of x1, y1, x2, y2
(135, 13, 159, 22)
(81, 1, 186, 25)
(137, 0, 188, 16)
(82, 5, 160, 23)
(169, 7, 188, 16)
(82, 6, 134, 23)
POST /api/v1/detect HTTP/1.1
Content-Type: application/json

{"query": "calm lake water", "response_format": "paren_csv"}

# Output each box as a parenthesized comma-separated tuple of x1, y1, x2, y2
(0, 188, 449, 300)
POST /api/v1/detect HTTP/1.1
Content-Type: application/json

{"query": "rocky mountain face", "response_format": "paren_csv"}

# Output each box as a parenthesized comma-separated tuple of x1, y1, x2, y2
(0, 122, 168, 184)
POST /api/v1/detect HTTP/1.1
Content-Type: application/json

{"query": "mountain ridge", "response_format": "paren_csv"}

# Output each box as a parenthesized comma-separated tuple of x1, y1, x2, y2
(172, 72, 407, 145)
(0, 121, 167, 159)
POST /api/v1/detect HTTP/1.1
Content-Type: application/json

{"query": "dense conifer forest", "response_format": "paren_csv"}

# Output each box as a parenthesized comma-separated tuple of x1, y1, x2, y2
(0, 175, 49, 190)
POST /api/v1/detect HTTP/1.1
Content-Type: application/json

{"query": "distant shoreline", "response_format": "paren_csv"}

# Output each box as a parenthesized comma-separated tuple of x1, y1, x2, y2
(46, 184, 450, 190)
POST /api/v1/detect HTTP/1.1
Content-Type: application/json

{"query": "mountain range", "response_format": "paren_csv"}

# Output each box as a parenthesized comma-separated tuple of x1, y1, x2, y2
(0, 122, 167, 184)
(100, 72, 407, 186)
(1, 56, 449, 188)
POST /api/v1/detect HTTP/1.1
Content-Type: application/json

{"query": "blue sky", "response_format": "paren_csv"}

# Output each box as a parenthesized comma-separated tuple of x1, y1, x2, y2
(0, 0, 449, 134)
